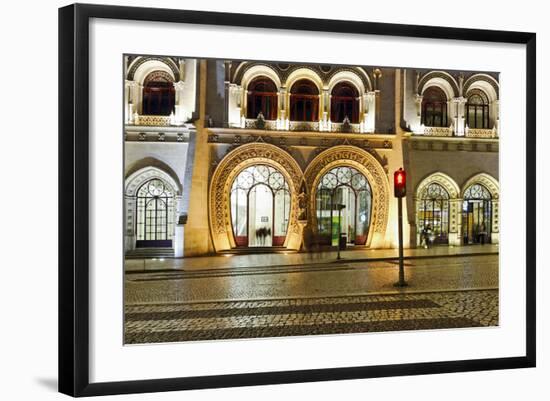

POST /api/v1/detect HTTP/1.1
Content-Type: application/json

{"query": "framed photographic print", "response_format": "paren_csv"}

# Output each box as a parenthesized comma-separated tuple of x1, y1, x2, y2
(58, 3, 536, 397)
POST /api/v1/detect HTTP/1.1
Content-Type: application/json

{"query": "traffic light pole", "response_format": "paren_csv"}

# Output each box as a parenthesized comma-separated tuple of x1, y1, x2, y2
(393, 167, 407, 287)
(396, 195, 407, 287)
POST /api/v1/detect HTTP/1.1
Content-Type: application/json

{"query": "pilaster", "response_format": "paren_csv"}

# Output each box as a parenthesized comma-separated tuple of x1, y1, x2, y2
(184, 60, 214, 256)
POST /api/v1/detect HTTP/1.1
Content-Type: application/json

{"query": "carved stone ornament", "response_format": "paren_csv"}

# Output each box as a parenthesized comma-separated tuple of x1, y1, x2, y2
(304, 145, 390, 238)
(209, 143, 304, 251)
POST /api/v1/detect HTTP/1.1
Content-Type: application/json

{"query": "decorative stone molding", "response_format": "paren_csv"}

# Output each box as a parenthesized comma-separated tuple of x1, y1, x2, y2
(125, 166, 180, 197)
(209, 143, 304, 252)
(463, 74, 499, 100)
(127, 56, 180, 82)
(423, 126, 453, 136)
(417, 71, 460, 98)
(289, 121, 320, 132)
(245, 118, 278, 130)
(465, 128, 497, 138)
(329, 122, 362, 133)
(135, 115, 172, 126)
(416, 172, 460, 200)
(304, 145, 390, 247)
(461, 173, 499, 200)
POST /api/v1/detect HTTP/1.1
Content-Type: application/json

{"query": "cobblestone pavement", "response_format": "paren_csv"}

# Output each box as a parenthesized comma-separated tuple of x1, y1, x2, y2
(125, 290, 498, 343)
(125, 255, 498, 304)
(125, 255, 498, 344)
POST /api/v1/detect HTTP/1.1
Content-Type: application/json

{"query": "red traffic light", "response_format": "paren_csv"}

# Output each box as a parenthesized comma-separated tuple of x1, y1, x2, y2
(394, 168, 406, 198)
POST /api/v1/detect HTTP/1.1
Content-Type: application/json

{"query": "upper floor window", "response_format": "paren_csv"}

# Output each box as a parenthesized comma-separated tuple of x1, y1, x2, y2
(331, 82, 359, 123)
(247, 77, 278, 120)
(422, 87, 448, 127)
(290, 79, 319, 122)
(142, 71, 175, 116)
(466, 90, 490, 129)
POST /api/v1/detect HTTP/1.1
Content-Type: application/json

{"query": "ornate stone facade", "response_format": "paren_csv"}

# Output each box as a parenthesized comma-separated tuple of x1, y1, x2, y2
(123, 57, 500, 257)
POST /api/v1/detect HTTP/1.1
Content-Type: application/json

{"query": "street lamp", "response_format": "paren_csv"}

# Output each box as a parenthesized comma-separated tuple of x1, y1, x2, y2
(334, 203, 346, 260)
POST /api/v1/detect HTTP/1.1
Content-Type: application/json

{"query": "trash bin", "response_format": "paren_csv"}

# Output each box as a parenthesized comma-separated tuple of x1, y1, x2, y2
(339, 233, 347, 250)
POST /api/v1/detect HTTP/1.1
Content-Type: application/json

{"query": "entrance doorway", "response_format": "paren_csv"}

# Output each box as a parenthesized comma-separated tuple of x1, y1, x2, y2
(315, 166, 372, 246)
(135, 178, 175, 248)
(248, 184, 273, 246)
(417, 182, 450, 245)
(230, 165, 291, 248)
(462, 184, 492, 244)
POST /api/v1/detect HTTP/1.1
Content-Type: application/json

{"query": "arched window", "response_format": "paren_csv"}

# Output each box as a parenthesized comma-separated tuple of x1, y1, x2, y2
(230, 165, 291, 247)
(290, 79, 319, 122)
(331, 82, 360, 123)
(246, 77, 278, 120)
(422, 87, 448, 127)
(418, 183, 450, 244)
(136, 179, 175, 247)
(316, 166, 372, 246)
(462, 183, 492, 244)
(142, 71, 175, 116)
(466, 90, 490, 129)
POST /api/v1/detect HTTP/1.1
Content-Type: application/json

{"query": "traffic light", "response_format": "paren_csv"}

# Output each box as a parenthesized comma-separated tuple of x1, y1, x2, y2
(394, 168, 406, 198)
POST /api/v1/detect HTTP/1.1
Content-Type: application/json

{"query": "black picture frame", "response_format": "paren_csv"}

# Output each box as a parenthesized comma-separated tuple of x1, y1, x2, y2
(58, 3, 536, 397)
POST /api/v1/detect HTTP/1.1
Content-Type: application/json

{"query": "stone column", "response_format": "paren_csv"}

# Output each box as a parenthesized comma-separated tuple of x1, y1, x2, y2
(363, 91, 377, 133)
(492, 99, 500, 137)
(413, 94, 423, 133)
(278, 87, 288, 130)
(124, 196, 137, 252)
(451, 97, 467, 136)
(179, 58, 186, 82)
(321, 89, 330, 131)
(226, 84, 243, 127)
(173, 80, 186, 125)
(173, 195, 184, 257)
(237, 86, 245, 127)
(491, 199, 499, 244)
(125, 80, 140, 124)
(449, 198, 462, 246)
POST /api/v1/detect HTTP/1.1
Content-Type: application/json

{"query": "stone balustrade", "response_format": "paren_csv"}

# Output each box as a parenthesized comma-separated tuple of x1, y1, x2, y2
(466, 128, 497, 138)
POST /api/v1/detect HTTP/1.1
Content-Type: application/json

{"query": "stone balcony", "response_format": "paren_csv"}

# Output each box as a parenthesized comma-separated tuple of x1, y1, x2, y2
(465, 128, 498, 139)
(133, 114, 173, 126)
(414, 126, 498, 139)
(422, 126, 453, 137)
(124, 122, 195, 143)
(243, 118, 362, 133)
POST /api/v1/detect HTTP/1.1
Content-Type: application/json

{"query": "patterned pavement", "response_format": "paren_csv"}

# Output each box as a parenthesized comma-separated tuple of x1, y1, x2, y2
(124, 255, 498, 344)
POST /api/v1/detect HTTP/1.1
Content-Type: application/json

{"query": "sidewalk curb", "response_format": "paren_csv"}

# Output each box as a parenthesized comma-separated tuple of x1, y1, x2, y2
(125, 287, 499, 306)
(125, 251, 499, 274)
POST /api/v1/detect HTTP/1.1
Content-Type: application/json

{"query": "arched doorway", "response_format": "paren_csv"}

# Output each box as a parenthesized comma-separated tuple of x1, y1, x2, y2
(209, 142, 305, 252)
(135, 178, 176, 248)
(125, 166, 181, 254)
(230, 165, 291, 247)
(304, 146, 390, 249)
(315, 166, 372, 246)
(417, 182, 450, 245)
(462, 183, 492, 244)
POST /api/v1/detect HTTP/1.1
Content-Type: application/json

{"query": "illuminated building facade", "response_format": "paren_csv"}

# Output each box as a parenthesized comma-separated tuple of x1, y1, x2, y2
(123, 56, 499, 257)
